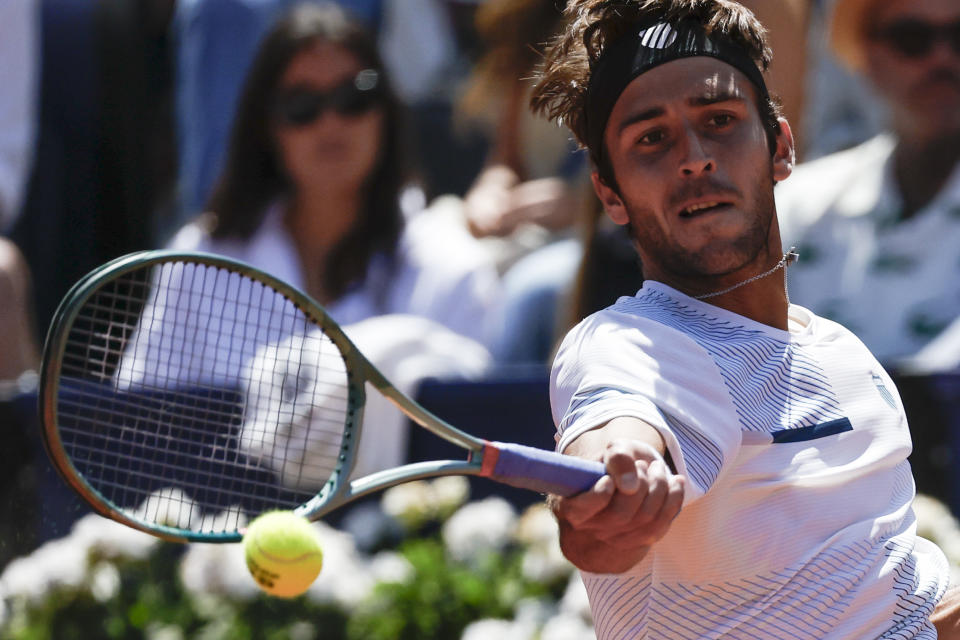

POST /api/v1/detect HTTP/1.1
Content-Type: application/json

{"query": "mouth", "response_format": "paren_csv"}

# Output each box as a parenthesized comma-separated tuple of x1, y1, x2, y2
(678, 201, 734, 218)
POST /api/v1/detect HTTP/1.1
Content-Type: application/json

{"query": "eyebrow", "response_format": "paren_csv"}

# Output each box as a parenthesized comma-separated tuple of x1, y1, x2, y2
(614, 90, 748, 136)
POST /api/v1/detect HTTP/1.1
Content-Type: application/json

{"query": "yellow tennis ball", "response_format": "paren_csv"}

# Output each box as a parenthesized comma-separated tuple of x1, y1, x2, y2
(244, 511, 323, 598)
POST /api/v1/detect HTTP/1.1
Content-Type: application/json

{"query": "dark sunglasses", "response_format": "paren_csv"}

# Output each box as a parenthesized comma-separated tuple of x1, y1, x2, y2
(273, 69, 382, 126)
(872, 18, 960, 59)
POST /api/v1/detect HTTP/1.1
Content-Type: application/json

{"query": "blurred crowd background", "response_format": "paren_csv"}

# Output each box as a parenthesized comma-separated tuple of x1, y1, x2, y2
(0, 0, 958, 576)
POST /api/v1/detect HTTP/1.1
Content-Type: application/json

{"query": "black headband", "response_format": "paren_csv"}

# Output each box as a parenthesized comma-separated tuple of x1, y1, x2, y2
(585, 19, 769, 161)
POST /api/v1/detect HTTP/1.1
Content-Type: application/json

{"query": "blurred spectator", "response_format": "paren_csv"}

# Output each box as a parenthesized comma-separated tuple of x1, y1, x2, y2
(776, 0, 960, 369)
(162, 3, 499, 351)
(800, 0, 887, 159)
(453, 0, 588, 365)
(11, 0, 177, 344)
(739, 0, 813, 156)
(0, 0, 41, 379)
(170, 0, 458, 227)
(0, 0, 39, 233)
(0, 241, 38, 382)
(458, 0, 583, 247)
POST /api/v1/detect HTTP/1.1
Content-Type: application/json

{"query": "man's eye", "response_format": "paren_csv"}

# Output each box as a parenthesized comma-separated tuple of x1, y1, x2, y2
(710, 114, 735, 127)
(638, 130, 665, 145)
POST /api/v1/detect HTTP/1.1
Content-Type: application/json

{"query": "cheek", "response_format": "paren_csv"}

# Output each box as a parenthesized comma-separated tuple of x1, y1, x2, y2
(274, 131, 310, 176)
(356, 113, 385, 166)
(865, 51, 914, 97)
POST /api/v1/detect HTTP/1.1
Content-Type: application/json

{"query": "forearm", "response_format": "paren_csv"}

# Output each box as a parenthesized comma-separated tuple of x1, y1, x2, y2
(933, 586, 960, 639)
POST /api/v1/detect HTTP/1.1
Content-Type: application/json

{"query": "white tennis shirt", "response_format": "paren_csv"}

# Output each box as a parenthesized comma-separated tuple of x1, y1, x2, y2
(550, 281, 949, 639)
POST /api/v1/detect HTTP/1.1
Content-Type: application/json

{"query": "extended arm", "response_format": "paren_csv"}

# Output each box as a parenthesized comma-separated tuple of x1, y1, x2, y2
(933, 586, 960, 640)
(552, 416, 685, 573)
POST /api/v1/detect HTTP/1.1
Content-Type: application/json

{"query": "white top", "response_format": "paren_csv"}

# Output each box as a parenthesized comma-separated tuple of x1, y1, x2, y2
(116, 204, 500, 389)
(167, 203, 501, 348)
(550, 281, 949, 639)
(776, 134, 960, 367)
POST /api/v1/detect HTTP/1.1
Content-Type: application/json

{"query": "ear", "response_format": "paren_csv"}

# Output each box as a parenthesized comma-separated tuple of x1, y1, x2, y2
(590, 171, 629, 225)
(772, 117, 795, 183)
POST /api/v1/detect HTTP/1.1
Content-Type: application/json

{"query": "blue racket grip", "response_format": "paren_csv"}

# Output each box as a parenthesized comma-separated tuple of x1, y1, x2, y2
(479, 441, 606, 496)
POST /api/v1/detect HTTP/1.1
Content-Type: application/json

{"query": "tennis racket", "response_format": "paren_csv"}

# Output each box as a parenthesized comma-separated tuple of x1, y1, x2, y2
(38, 251, 605, 542)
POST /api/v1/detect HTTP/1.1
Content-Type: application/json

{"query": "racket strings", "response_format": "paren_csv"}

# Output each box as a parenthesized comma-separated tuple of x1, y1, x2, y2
(56, 261, 355, 535)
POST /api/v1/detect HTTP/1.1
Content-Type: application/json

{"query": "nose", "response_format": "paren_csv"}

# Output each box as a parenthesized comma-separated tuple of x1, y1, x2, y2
(677, 123, 715, 177)
(925, 38, 960, 66)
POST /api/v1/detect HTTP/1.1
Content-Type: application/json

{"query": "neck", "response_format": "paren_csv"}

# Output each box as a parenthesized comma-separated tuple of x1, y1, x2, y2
(285, 186, 362, 254)
(284, 187, 362, 303)
(649, 246, 794, 331)
(893, 131, 960, 220)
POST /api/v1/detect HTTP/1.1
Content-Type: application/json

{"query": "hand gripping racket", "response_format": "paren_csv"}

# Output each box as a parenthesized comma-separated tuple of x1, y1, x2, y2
(38, 251, 604, 542)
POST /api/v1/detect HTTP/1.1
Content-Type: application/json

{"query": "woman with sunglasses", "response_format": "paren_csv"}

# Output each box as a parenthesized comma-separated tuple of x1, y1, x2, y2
(162, 2, 499, 353)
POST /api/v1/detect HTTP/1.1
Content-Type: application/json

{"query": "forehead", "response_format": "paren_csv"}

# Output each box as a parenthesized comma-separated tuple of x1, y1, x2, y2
(874, 0, 960, 23)
(608, 56, 757, 121)
(280, 41, 364, 88)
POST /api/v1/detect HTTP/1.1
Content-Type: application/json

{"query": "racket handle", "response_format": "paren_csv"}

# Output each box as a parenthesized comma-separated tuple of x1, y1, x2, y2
(480, 441, 606, 496)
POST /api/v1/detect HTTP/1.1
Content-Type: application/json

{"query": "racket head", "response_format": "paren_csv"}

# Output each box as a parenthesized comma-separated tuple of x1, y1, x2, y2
(39, 251, 372, 542)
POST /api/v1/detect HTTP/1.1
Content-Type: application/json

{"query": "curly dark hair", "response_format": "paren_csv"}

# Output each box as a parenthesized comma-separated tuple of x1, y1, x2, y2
(529, 0, 781, 180)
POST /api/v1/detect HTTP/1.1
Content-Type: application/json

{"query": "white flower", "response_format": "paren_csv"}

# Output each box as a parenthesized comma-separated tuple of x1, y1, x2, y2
(145, 624, 185, 640)
(431, 476, 470, 515)
(559, 573, 593, 622)
(540, 611, 595, 640)
(460, 618, 524, 640)
(515, 504, 571, 583)
(514, 596, 555, 628)
(89, 561, 121, 602)
(71, 513, 158, 561)
(369, 551, 414, 585)
(521, 544, 572, 584)
(442, 497, 516, 564)
(0, 536, 88, 603)
(515, 503, 558, 544)
(381, 481, 435, 528)
(305, 521, 375, 610)
(380, 477, 472, 531)
(289, 620, 317, 640)
(179, 540, 260, 601)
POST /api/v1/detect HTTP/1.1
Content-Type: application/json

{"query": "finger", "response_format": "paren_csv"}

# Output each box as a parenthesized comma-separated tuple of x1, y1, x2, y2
(636, 459, 671, 521)
(641, 474, 685, 543)
(663, 473, 685, 519)
(600, 463, 651, 526)
(561, 475, 616, 527)
(605, 445, 645, 494)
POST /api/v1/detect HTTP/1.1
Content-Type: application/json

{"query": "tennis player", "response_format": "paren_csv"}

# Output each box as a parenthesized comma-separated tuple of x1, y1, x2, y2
(531, 1, 959, 637)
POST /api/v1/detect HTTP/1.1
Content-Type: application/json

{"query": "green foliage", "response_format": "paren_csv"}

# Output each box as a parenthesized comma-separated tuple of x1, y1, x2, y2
(1, 501, 574, 640)
(347, 537, 540, 640)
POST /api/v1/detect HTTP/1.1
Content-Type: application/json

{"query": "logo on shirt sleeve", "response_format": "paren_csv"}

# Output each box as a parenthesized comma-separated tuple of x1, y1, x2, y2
(873, 374, 898, 411)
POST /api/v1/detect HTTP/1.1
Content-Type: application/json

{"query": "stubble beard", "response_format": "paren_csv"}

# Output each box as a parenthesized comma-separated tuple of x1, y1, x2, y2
(625, 168, 778, 282)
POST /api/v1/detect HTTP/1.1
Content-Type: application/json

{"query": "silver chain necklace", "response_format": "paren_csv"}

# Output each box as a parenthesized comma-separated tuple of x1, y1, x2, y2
(693, 247, 799, 301)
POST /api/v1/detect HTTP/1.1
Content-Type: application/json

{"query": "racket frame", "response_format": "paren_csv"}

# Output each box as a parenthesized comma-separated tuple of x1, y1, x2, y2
(39, 250, 491, 542)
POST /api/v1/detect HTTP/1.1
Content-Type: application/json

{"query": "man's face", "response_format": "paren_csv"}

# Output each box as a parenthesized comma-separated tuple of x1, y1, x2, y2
(865, 0, 960, 140)
(591, 57, 793, 286)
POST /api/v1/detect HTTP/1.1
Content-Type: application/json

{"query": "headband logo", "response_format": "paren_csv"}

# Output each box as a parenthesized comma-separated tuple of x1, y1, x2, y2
(638, 22, 678, 49)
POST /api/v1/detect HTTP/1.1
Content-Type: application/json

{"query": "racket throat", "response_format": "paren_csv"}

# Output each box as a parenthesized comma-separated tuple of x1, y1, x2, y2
(476, 441, 500, 477)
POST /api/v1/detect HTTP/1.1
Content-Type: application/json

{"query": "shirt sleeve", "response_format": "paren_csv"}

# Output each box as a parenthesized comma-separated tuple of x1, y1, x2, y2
(549, 311, 743, 504)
